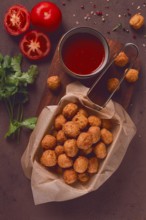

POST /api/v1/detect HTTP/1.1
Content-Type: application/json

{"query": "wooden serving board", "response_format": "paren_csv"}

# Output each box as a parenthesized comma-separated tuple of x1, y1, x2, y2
(37, 39, 140, 115)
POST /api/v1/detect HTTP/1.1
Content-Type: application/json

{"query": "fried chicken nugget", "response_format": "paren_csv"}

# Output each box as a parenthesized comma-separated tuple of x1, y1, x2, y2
(78, 172, 90, 183)
(88, 126, 101, 144)
(58, 153, 73, 168)
(54, 114, 66, 130)
(41, 134, 57, 149)
(47, 75, 61, 91)
(94, 142, 107, 159)
(56, 130, 67, 144)
(64, 139, 78, 157)
(77, 108, 88, 117)
(55, 145, 64, 156)
(125, 68, 139, 83)
(129, 14, 144, 30)
(107, 78, 120, 93)
(77, 132, 93, 150)
(72, 113, 88, 130)
(87, 157, 99, 174)
(40, 150, 57, 167)
(88, 115, 101, 127)
(81, 147, 93, 156)
(101, 128, 113, 145)
(63, 169, 78, 185)
(63, 121, 80, 138)
(114, 51, 129, 67)
(62, 103, 78, 119)
(73, 156, 89, 173)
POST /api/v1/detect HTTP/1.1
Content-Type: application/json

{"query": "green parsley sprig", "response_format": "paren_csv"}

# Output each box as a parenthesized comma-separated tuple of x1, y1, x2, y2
(0, 53, 38, 140)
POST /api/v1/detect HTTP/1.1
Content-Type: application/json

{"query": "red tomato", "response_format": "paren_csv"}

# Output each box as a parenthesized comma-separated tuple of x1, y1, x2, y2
(4, 5, 30, 36)
(19, 30, 51, 60)
(30, 1, 62, 32)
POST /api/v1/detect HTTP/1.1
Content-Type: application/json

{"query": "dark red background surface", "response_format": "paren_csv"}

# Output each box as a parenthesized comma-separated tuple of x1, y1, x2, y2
(0, 1, 146, 219)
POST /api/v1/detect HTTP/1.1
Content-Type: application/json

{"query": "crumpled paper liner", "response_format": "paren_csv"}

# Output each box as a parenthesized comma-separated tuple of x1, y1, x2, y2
(21, 82, 136, 205)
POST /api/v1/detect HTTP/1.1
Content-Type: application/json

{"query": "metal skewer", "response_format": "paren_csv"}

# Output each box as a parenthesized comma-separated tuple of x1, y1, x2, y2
(87, 42, 139, 109)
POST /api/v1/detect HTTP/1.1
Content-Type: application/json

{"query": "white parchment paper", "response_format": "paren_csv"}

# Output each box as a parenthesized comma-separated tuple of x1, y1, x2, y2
(21, 82, 136, 205)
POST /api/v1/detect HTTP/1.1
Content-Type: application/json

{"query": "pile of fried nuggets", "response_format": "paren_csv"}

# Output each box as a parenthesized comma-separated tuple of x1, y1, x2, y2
(39, 102, 114, 185)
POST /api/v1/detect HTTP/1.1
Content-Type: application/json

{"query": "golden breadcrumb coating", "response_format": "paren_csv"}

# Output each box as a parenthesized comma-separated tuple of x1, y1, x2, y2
(114, 52, 129, 67)
(87, 157, 99, 174)
(129, 14, 144, 29)
(47, 75, 61, 91)
(58, 153, 73, 168)
(62, 103, 78, 119)
(107, 78, 120, 93)
(54, 114, 66, 130)
(63, 169, 77, 185)
(88, 115, 101, 127)
(88, 126, 101, 144)
(94, 142, 107, 159)
(55, 145, 64, 156)
(73, 156, 89, 173)
(64, 139, 78, 157)
(125, 68, 139, 83)
(101, 128, 113, 145)
(63, 121, 80, 138)
(56, 130, 67, 144)
(78, 172, 90, 183)
(41, 134, 57, 149)
(72, 113, 88, 130)
(40, 150, 57, 167)
(77, 132, 93, 150)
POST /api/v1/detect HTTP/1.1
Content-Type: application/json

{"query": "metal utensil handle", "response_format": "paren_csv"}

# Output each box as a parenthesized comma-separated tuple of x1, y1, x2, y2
(87, 42, 139, 108)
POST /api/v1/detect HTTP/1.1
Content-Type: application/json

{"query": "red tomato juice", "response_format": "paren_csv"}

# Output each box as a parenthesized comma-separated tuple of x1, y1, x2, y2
(62, 33, 105, 75)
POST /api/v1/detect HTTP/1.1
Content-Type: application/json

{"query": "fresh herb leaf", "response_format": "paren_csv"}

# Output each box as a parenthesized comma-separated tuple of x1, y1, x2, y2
(0, 52, 39, 139)
(5, 117, 37, 137)
(20, 117, 37, 129)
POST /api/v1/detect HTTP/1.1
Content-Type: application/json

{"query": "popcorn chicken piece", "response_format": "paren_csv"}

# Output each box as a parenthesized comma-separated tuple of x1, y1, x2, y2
(129, 14, 144, 30)
(78, 172, 90, 183)
(55, 145, 64, 156)
(101, 119, 113, 130)
(72, 113, 88, 130)
(77, 108, 88, 117)
(62, 103, 78, 119)
(64, 139, 78, 157)
(54, 114, 66, 130)
(73, 156, 89, 173)
(125, 68, 139, 83)
(87, 157, 99, 174)
(88, 115, 101, 127)
(88, 126, 101, 144)
(63, 169, 77, 185)
(40, 150, 57, 167)
(107, 78, 120, 93)
(41, 134, 57, 149)
(114, 52, 129, 67)
(58, 153, 73, 168)
(63, 121, 80, 138)
(81, 147, 93, 156)
(56, 130, 67, 144)
(47, 75, 61, 91)
(101, 128, 113, 145)
(77, 132, 93, 150)
(94, 142, 107, 159)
